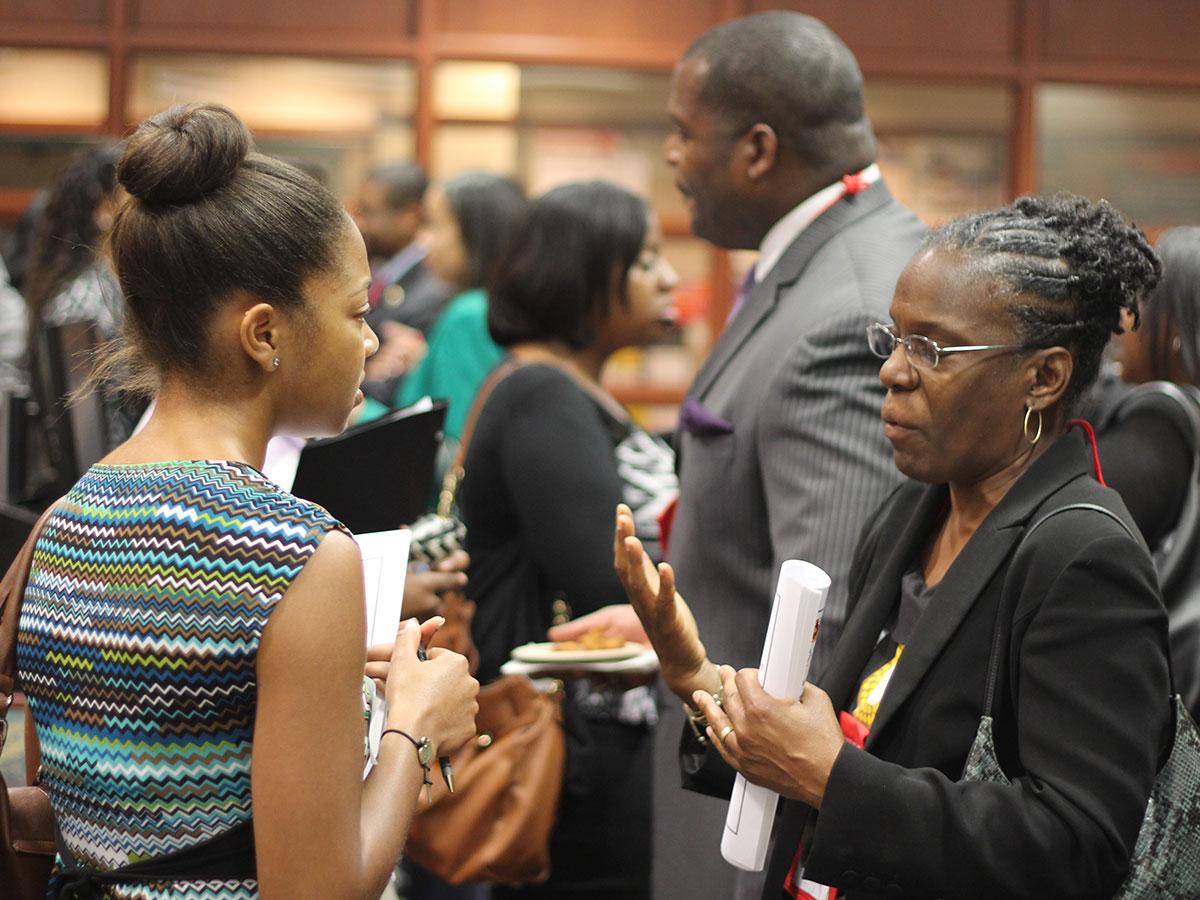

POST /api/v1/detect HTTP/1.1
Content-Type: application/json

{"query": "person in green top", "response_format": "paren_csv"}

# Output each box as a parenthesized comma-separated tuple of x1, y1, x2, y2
(383, 172, 526, 441)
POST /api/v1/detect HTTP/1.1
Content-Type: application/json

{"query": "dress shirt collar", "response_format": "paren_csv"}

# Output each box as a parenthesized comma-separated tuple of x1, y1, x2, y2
(754, 163, 881, 283)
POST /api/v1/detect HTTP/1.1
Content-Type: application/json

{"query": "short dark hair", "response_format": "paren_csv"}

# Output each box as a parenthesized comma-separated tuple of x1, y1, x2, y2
(683, 11, 876, 178)
(367, 161, 429, 210)
(108, 103, 347, 392)
(1140, 227, 1200, 384)
(489, 180, 648, 349)
(441, 172, 526, 291)
(927, 194, 1162, 406)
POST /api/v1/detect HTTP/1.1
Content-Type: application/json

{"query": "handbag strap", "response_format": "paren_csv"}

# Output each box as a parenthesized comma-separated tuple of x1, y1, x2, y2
(981, 502, 1138, 718)
(437, 357, 524, 517)
(0, 502, 60, 748)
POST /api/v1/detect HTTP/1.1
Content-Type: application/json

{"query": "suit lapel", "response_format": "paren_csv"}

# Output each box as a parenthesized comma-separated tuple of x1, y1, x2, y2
(687, 183, 895, 404)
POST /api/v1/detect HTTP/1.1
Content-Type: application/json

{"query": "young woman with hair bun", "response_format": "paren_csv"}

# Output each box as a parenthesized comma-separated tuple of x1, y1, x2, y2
(16, 103, 479, 899)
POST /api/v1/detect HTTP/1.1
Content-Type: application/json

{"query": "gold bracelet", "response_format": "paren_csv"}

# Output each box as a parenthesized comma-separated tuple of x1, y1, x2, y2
(683, 684, 724, 746)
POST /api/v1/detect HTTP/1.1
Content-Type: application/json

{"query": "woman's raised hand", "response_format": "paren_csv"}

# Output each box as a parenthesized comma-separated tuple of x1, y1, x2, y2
(613, 503, 718, 701)
(384, 618, 479, 757)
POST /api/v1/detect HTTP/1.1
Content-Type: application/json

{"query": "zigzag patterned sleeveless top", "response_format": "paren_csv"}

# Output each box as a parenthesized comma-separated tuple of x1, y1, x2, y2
(17, 460, 347, 898)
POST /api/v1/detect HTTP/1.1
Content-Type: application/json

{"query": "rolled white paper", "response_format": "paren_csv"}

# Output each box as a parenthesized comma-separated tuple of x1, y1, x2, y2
(720, 559, 830, 871)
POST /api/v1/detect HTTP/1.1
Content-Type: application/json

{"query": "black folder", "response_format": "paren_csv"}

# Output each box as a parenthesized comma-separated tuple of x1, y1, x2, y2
(290, 400, 447, 533)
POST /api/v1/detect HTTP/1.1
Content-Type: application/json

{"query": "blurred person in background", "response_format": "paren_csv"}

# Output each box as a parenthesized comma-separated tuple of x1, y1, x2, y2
(353, 162, 451, 403)
(1096, 225, 1200, 714)
(0, 255, 27, 397)
(23, 143, 142, 449)
(460, 179, 679, 900)
(389, 172, 526, 445)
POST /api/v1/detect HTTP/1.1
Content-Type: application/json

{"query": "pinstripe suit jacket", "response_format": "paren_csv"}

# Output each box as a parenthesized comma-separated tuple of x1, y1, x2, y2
(653, 182, 925, 900)
(672, 181, 924, 677)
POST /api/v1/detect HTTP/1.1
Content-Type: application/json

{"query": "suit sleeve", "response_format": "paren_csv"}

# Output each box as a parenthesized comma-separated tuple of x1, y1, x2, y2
(804, 521, 1171, 900)
(677, 481, 903, 800)
(757, 306, 901, 675)
(495, 372, 627, 617)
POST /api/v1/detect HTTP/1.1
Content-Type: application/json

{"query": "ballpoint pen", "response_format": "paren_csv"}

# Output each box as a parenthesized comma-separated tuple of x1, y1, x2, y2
(416, 643, 456, 793)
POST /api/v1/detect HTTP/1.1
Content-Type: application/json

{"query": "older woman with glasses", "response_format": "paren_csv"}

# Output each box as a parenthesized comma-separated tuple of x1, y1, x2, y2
(617, 195, 1177, 899)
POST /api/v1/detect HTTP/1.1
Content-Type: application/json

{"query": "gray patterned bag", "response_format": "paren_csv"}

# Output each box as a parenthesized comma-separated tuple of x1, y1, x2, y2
(962, 503, 1200, 898)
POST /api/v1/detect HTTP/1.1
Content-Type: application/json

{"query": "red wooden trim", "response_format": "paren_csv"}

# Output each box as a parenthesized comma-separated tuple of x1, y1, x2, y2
(414, 0, 438, 169)
(1011, 0, 1040, 197)
(124, 28, 417, 58)
(0, 23, 109, 47)
(1034, 61, 1200, 90)
(433, 33, 680, 70)
(0, 188, 39, 220)
(0, 123, 108, 136)
(106, 0, 128, 135)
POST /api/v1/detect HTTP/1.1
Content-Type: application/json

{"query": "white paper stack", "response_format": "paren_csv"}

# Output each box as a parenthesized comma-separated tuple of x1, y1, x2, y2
(720, 559, 830, 871)
(356, 528, 411, 778)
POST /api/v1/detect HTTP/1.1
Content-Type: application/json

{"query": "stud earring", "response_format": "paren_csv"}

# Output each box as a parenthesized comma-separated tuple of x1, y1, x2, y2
(272, 357, 280, 370)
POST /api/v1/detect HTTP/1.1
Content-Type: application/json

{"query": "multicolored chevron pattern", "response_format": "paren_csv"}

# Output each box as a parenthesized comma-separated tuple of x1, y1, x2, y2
(16, 460, 345, 898)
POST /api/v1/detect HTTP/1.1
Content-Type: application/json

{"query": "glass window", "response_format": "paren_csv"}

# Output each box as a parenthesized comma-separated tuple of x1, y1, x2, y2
(1038, 84, 1200, 229)
(864, 81, 1011, 225)
(128, 54, 417, 196)
(432, 63, 680, 215)
(0, 48, 108, 126)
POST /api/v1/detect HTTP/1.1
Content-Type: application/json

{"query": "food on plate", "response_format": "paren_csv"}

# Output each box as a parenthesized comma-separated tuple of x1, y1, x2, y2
(551, 627, 626, 652)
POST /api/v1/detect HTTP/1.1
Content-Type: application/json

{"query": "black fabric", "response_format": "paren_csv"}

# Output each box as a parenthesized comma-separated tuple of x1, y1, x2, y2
(51, 818, 255, 897)
(458, 363, 651, 898)
(460, 364, 631, 684)
(1098, 405, 1192, 549)
(847, 564, 937, 714)
(681, 432, 1173, 900)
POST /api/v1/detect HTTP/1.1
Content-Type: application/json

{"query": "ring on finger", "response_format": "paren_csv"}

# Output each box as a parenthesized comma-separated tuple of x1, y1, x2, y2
(718, 724, 735, 744)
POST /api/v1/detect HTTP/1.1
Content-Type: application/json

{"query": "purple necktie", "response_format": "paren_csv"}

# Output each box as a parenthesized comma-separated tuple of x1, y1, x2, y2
(725, 265, 757, 326)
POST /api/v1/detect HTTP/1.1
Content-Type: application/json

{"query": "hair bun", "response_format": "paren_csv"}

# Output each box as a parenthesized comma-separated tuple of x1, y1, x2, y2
(118, 103, 251, 205)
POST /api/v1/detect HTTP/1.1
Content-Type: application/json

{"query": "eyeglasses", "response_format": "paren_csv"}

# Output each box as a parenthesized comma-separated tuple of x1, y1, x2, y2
(866, 322, 1023, 369)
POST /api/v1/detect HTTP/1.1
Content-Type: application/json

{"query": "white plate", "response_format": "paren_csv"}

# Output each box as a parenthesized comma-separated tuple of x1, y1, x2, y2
(510, 641, 644, 664)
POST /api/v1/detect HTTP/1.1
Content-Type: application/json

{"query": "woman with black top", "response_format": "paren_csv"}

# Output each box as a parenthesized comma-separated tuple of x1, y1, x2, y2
(1097, 225, 1200, 713)
(458, 180, 679, 899)
(617, 195, 1176, 899)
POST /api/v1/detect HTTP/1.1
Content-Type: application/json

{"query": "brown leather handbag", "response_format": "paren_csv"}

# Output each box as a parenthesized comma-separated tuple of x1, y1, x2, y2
(404, 672, 565, 885)
(1, 506, 58, 900)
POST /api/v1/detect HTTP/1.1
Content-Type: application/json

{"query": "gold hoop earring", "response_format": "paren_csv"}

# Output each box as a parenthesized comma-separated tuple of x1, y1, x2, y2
(1023, 405, 1043, 447)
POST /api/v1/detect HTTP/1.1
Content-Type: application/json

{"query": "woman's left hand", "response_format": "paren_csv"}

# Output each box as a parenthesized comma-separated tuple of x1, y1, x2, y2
(364, 616, 445, 689)
(694, 665, 846, 809)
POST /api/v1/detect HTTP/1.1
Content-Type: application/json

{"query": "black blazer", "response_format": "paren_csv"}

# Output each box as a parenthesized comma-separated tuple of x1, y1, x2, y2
(683, 431, 1172, 900)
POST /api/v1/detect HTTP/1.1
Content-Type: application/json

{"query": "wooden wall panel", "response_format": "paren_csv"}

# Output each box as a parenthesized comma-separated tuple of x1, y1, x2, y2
(748, 0, 1020, 67)
(1038, 0, 1200, 68)
(128, 0, 415, 41)
(438, 0, 723, 48)
(0, 0, 106, 27)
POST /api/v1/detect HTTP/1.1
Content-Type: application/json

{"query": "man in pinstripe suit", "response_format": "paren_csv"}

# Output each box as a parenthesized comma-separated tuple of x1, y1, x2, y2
(656, 13, 925, 899)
